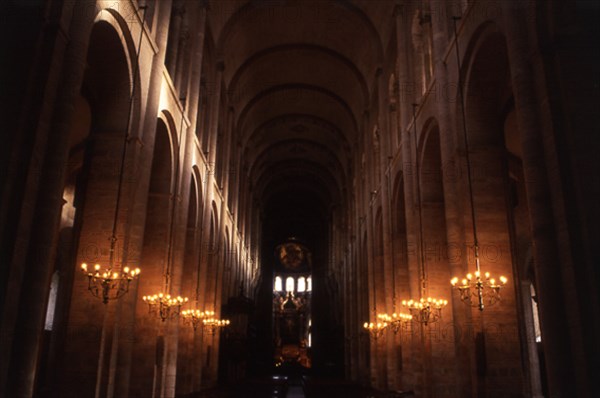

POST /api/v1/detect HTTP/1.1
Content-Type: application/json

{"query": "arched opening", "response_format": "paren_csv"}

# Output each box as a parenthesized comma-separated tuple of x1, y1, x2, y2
(418, 123, 456, 395)
(132, 117, 174, 397)
(271, 239, 313, 371)
(176, 173, 200, 396)
(53, 18, 136, 398)
(201, 205, 220, 387)
(391, 174, 411, 388)
(462, 26, 525, 395)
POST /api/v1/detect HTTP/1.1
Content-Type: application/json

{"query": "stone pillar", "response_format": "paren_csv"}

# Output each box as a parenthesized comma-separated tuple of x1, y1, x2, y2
(429, 4, 473, 396)
(220, 108, 235, 299)
(196, 61, 223, 389)
(187, 4, 208, 135)
(502, 3, 587, 396)
(376, 68, 398, 390)
(157, 95, 194, 398)
(173, 5, 208, 394)
(198, 62, 223, 312)
(3, 1, 97, 397)
(111, 1, 173, 396)
(395, 3, 420, 391)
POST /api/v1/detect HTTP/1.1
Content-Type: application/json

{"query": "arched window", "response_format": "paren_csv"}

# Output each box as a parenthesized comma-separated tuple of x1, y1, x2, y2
(285, 277, 295, 293)
(307, 277, 312, 292)
(297, 277, 306, 292)
(274, 276, 282, 292)
(530, 284, 542, 342)
(44, 271, 60, 331)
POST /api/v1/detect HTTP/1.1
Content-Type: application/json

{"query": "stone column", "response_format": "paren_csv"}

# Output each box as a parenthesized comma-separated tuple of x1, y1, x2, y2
(111, 1, 173, 396)
(395, 3, 420, 390)
(173, 5, 208, 394)
(502, 3, 588, 396)
(376, 68, 398, 389)
(196, 62, 223, 389)
(198, 62, 223, 312)
(220, 108, 235, 299)
(3, 1, 97, 397)
(429, 4, 473, 397)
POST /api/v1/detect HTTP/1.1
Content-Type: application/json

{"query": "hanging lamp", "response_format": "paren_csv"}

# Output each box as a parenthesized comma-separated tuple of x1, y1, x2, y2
(449, 16, 507, 311)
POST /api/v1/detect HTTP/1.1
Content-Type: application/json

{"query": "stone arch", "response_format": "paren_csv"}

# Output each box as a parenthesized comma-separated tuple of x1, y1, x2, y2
(462, 23, 511, 148)
(158, 109, 180, 189)
(201, 202, 220, 387)
(176, 169, 201, 396)
(130, 117, 175, 397)
(416, 118, 458, 394)
(461, 24, 515, 299)
(216, 1, 384, 74)
(55, 16, 139, 397)
(418, 118, 444, 204)
(205, 202, 220, 310)
(460, 22, 529, 396)
(93, 8, 144, 136)
(418, 119, 450, 300)
(191, 165, 204, 227)
(182, 173, 200, 300)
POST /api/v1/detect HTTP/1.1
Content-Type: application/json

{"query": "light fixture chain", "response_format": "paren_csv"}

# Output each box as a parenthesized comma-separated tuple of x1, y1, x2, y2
(447, 17, 508, 312)
(452, 17, 480, 256)
(109, 5, 148, 270)
(412, 104, 427, 299)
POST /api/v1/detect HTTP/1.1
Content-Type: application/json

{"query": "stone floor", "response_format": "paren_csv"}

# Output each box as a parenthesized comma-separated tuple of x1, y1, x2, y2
(186, 374, 414, 398)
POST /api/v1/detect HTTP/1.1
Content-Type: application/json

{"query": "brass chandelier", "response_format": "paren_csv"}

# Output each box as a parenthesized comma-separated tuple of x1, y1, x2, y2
(449, 16, 507, 311)
(377, 312, 412, 335)
(181, 309, 214, 331)
(363, 319, 388, 340)
(143, 293, 188, 322)
(81, 262, 140, 304)
(202, 317, 231, 335)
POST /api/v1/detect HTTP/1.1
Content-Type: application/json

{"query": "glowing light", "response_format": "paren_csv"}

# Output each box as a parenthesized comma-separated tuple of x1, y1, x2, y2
(297, 277, 306, 292)
(285, 277, 294, 293)
(274, 276, 282, 292)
